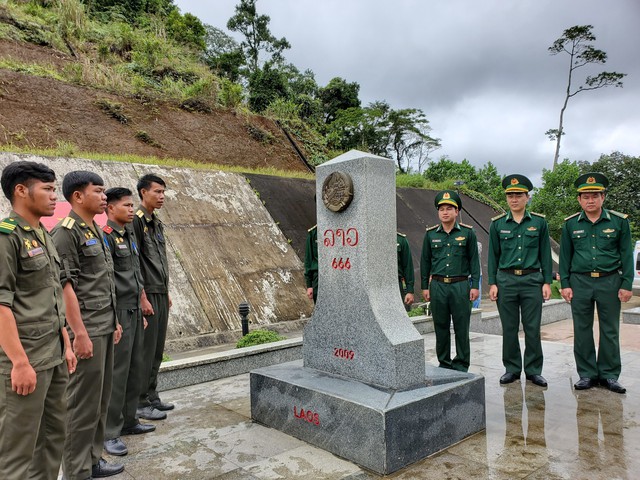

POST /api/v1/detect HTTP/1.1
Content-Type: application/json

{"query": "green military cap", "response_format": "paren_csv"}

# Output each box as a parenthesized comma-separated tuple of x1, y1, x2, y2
(502, 174, 533, 193)
(574, 172, 608, 192)
(434, 190, 462, 209)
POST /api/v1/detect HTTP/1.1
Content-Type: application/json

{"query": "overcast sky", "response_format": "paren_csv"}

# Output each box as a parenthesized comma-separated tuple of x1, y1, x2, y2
(175, 0, 640, 184)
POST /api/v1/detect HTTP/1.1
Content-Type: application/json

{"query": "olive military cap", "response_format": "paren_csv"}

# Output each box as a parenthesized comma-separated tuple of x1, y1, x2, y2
(502, 174, 533, 193)
(434, 190, 462, 209)
(574, 172, 608, 192)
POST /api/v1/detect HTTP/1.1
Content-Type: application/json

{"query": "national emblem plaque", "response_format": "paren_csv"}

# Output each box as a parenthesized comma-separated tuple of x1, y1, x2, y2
(322, 171, 354, 212)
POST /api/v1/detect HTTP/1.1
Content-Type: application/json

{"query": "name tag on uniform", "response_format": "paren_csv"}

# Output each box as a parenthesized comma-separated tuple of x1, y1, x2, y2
(85, 238, 98, 246)
(500, 230, 511, 234)
(432, 239, 441, 243)
(117, 244, 128, 250)
(27, 247, 44, 257)
(573, 230, 584, 235)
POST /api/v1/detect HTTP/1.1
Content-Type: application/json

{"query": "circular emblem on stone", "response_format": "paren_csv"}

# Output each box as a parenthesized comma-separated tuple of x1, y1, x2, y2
(322, 172, 354, 212)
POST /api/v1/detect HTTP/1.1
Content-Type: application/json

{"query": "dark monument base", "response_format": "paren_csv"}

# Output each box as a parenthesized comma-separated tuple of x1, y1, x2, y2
(250, 360, 486, 475)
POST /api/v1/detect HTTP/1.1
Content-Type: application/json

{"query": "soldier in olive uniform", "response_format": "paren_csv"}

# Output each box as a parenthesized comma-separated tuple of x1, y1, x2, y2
(560, 173, 633, 394)
(51, 171, 124, 479)
(304, 225, 318, 303)
(421, 190, 480, 372)
(397, 233, 415, 308)
(0, 162, 76, 480)
(133, 174, 174, 418)
(488, 175, 552, 388)
(103, 188, 155, 458)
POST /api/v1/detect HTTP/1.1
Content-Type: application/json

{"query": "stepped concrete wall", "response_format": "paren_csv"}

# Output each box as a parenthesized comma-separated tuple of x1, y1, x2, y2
(0, 154, 313, 352)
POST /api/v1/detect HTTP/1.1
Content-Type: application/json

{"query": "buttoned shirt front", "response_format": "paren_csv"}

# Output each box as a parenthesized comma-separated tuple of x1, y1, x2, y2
(0, 211, 66, 373)
(133, 206, 169, 294)
(103, 220, 143, 309)
(559, 208, 634, 290)
(420, 222, 480, 290)
(488, 210, 553, 285)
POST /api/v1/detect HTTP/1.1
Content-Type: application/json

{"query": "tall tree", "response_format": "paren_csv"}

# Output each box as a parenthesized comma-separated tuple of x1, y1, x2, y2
(203, 25, 244, 81)
(547, 25, 625, 170)
(318, 77, 361, 124)
(227, 0, 290, 75)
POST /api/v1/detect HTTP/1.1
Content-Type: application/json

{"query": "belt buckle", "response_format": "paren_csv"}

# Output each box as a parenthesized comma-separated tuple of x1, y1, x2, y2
(444, 277, 452, 284)
(514, 269, 523, 276)
(591, 272, 600, 278)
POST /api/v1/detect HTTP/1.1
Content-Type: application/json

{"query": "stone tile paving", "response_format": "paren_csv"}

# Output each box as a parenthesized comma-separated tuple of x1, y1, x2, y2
(102, 324, 640, 479)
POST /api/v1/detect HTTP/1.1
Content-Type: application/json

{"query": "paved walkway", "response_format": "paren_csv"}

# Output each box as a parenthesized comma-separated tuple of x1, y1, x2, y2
(102, 308, 640, 479)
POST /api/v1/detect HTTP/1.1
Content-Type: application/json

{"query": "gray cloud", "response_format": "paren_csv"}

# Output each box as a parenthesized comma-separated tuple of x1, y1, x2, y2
(176, 0, 640, 177)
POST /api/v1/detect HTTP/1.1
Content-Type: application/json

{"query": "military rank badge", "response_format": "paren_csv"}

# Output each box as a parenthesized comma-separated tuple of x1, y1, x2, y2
(85, 238, 98, 246)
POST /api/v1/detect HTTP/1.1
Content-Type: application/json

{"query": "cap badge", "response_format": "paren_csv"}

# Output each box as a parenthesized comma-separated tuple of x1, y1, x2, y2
(511, 178, 519, 185)
(587, 177, 596, 184)
(443, 192, 450, 199)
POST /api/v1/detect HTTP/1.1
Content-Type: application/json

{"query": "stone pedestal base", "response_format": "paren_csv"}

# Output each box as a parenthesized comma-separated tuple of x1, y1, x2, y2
(250, 360, 486, 475)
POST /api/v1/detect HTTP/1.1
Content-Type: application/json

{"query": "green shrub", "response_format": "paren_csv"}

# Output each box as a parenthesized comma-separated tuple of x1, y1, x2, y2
(550, 280, 562, 299)
(236, 330, 285, 348)
(396, 173, 426, 188)
(218, 78, 243, 108)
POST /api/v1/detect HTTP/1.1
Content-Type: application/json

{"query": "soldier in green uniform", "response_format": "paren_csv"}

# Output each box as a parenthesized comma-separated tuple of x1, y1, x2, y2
(133, 174, 174, 419)
(102, 188, 155, 458)
(421, 190, 480, 372)
(397, 233, 415, 308)
(51, 171, 124, 479)
(0, 162, 76, 480)
(488, 175, 552, 387)
(560, 172, 633, 394)
(304, 225, 318, 303)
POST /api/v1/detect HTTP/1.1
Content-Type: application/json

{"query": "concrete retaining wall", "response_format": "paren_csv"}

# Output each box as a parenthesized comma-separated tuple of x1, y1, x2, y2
(0, 153, 313, 351)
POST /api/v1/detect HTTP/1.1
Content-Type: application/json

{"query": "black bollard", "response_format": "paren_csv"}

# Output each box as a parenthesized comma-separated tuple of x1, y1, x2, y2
(239, 301, 250, 336)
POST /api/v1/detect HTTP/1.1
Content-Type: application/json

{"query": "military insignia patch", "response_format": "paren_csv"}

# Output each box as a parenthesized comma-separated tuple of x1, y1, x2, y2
(85, 238, 98, 246)
(443, 192, 451, 199)
(527, 227, 537, 231)
(602, 228, 615, 234)
(455, 236, 465, 241)
(511, 177, 519, 185)
(27, 247, 44, 257)
(587, 177, 596, 184)
(24, 238, 32, 249)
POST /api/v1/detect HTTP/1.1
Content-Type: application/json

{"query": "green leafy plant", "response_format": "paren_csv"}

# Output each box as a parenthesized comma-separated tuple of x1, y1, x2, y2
(236, 330, 285, 348)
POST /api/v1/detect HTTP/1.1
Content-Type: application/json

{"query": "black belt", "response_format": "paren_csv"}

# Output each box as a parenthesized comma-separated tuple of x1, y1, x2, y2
(500, 268, 539, 276)
(577, 271, 618, 278)
(431, 275, 468, 284)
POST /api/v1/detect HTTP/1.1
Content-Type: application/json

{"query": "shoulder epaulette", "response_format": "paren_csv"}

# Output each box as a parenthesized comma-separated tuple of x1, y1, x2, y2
(102, 225, 113, 234)
(459, 223, 473, 229)
(61, 217, 75, 229)
(397, 232, 406, 237)
(136, 210, 145, 218)
(307, 224, 317, 232)
(426, 225, 438, 231)
(491, 213, 506, 221)
(564, 212, 580, 221)
(531, 211, 545, 218)
(0, 217, 17, 234)
(609, 209, 628, 219)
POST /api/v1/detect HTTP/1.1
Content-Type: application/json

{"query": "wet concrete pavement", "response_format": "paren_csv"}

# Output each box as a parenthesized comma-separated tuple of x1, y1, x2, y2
(103, 312, 640, 480)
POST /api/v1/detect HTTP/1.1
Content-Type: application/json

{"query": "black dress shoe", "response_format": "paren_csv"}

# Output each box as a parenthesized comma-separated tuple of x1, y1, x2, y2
(121, 422, 156, 435)
(92, 458, 124, 478)
(526, 374, 548, 387)
(136, 406, 167, 420)
(600, 378, 626, 394)
(151, 399, 175, 411)
(499, 372, 520, 384)
(574, 377, 595, 390)
(103, 438, 128, 456)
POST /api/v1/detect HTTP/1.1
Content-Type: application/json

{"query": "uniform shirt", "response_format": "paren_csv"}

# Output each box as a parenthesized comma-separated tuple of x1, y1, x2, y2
(397, 233, 415, 291)
(559, 208, 634, 290)
(303, 226, 318, 289)
(488, 210, 553, 285)
(420, 222, 480, 290)
(51, 210, 117, 337)
(103, 220, 143, 310)
(133, 206, 169, 294)
(0, 212, 66, 374)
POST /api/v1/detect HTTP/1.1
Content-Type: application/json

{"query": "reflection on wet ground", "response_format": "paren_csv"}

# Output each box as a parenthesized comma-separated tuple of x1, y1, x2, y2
(104, 330, 640, 479)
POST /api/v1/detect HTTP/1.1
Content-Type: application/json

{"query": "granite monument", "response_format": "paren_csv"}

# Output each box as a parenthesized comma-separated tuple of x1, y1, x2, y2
(251, 150, 485, 474)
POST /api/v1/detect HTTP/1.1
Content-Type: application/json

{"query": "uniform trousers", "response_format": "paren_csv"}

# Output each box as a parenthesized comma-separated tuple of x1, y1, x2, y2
(430, 280, 471, 372)
(0, 360, 68, 480)
(139, 293, 169, 406)
(62, 333, 113, 480)
(106, 308, 144, 438)
(569, 273, 622, 380)
(496, 270, 544, 376)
